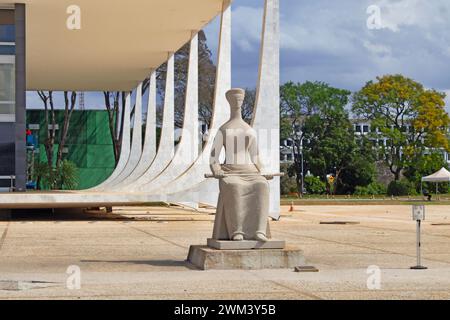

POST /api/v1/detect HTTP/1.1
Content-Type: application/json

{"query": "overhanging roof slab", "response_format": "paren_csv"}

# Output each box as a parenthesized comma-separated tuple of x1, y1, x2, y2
(0, 0, 227, 91)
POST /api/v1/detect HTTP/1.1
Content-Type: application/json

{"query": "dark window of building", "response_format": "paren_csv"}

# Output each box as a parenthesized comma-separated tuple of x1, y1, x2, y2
(0, 142, 14, 176)
(0, 45, 14, 55)
(0, 24, 14, 42)
(363, 125, 369, 133)
(355, 125, 361, 133)
(0, 62, 15, 115)
(0, 10, 15, 43)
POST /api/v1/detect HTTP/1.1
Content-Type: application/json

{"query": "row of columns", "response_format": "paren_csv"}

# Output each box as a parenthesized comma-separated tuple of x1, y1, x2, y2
(86, 0, 280, 218)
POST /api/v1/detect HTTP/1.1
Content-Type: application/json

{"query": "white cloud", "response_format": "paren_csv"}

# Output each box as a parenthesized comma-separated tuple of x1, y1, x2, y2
(203, 0, 450, 114)
(231, 6, 263, 52)
(374, 0, 450, 32)
(363, 40, 391, 56)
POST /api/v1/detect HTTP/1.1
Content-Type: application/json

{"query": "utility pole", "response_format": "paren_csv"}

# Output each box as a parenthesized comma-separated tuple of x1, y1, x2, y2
(300, 138, 304, 196)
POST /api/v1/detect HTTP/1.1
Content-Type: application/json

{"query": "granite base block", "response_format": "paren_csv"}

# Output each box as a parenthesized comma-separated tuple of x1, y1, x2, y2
(187, 245, 305, 270)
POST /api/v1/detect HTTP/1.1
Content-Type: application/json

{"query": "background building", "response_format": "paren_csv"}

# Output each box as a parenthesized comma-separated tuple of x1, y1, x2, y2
(25, 110, 115, 190)
(280, 120, 450, 165)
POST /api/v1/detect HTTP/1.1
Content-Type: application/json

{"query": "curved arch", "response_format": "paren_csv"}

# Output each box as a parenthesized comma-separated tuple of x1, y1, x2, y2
(146, 2, 231, 203)
(89, 92, 131, 191)
(251, 0, 281, 218)
(114, 71, 157, 189)
(108, 83, 144, 187)
(128, 54, 175, 192)
(137, 33, 199, 192)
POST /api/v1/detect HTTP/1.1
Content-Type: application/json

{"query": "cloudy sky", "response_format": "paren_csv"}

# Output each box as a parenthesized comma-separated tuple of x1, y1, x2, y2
(28, 0, 450, 109)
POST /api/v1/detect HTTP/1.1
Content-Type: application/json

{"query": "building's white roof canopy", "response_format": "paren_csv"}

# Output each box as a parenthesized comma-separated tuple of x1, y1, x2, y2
(422, 167, 450, 182)
(1, 0, 226, 91)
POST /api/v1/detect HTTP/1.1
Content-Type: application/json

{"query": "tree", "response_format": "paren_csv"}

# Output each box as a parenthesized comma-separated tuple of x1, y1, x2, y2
(33, 159, 78, 190)
(56, 91, 77, 172)
(280, 81, 354, 194)
(403, 152, 448, 193)
(352, 74, 450, 180)
(280, 163, 297, 195)
(37, 90, 56, 171)
(37, 90, 78, 189)
(338, 139, 377, 194)
(103, 91, 125, 165)
(302, 99, 375, 194)
(242, 88, 256, 124)
(156, 30, 216, 128)
(104, 31, 217, 163)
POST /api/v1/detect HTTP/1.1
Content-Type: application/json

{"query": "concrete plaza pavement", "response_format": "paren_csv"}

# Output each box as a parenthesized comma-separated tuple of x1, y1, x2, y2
(1, 204, 450, 299)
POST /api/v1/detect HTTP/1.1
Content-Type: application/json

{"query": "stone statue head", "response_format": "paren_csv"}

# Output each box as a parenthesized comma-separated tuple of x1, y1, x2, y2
(226, 88, 245, 111)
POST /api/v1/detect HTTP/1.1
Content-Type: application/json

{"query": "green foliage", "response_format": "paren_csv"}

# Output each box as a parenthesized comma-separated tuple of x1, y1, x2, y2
(33, 162, 51, 190)
(302, 93, 374, 194)
(59, 160, 78, 190)
(33, 160, 78, 190)
(280, 81, 351, 140)
(280, 164, 298, 195)
(354, 182, 387, 196)
(304, 175, 326, 195)
(422, 182, 450, 195)
(352, 74, 450, 180)
(337, 139, 377, 194)
(387, 180, 416, 196)
(403, 152, 447, 192)
(280, 81, 377, 195)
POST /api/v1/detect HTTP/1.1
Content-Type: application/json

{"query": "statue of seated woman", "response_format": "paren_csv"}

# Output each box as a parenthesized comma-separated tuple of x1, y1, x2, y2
(209, 88, 273, 242)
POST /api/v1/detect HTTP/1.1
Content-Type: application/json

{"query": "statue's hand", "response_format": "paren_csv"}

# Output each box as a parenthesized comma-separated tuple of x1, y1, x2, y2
(213, 169, 226, 179)
(264, 174, 274, 180)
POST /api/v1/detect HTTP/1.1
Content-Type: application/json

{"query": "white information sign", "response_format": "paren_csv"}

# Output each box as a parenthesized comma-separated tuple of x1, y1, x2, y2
(412, 205, 425, 221)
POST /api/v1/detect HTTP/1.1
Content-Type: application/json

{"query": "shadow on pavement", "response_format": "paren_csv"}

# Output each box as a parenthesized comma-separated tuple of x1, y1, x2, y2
(80, 259, 198, 270)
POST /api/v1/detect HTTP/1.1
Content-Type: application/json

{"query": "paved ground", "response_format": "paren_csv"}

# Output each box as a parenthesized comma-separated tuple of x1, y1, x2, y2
(1, 204, 450, 299)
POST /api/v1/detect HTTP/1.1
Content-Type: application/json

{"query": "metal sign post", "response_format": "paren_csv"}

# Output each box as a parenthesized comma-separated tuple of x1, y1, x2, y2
(411, 205, 427, 270)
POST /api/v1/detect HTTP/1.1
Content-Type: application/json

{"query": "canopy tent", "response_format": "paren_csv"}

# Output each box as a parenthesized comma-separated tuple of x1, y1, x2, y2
(422, 167, 450, 182)
(421, 167, 450, 195)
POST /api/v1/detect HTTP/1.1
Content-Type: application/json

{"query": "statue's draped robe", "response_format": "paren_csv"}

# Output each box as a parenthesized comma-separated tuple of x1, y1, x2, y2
(212, 164, 270, 240)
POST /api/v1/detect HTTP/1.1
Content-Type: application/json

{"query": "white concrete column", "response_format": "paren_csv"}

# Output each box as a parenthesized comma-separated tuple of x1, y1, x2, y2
(109, 83, 144, 187)
(129, 54, 175, 191)
(252, 0, 280, 219)
(138, 33, 199, 192)
(117, 71, 157, 188)
(144, 71, 157, 163)
(91, 92, 132, 191)
(157, 1, 231, 204)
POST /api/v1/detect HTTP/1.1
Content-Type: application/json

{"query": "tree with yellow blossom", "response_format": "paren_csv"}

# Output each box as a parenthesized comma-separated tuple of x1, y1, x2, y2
(352, 74, 450, 181)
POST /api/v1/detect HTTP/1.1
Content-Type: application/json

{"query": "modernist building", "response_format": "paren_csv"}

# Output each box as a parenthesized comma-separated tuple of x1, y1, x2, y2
(26, 109, 116, 190)
(0, 6, 25, 191)
(0, 1, 282, 218)
(280, 120, 450, 164)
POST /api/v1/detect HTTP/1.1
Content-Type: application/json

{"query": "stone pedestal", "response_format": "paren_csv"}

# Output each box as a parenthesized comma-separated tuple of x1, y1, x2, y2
(207, 238, 285, 250)
(187, 242, 305, 270)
